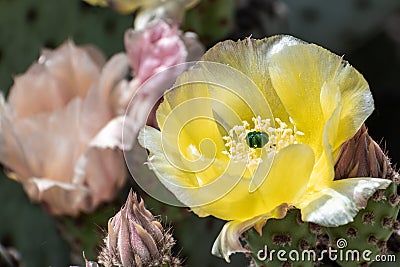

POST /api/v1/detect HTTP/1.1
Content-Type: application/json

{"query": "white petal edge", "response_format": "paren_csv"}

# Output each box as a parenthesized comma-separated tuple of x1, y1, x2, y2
(89, 116, 136, 151)
(300, 178, 392, 227)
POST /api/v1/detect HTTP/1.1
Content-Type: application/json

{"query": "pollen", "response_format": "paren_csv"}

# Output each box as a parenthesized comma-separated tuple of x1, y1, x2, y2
(222, 116, 304, 170)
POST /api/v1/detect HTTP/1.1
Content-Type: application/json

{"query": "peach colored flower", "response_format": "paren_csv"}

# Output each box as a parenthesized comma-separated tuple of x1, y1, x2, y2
(0, 41, 131, 216)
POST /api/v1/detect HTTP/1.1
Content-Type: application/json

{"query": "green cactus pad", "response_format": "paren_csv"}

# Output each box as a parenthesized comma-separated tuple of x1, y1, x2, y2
(246, 209, 317, 267)
(325, 177, 399, 267)
(245, 175, 399, 267)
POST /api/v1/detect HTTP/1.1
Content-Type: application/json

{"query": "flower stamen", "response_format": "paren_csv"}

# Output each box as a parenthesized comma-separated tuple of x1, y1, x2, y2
(222, 116, 304, 170)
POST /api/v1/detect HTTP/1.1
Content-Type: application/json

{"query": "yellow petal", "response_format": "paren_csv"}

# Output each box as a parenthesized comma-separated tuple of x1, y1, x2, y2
(200, 36, 304, 122)
(156, 82, 227, 178)
(159, 61, 274, 132)
(155, 60, 277, 187)
(139, 126, 244, 207)
(308, 105, 341, 189)
(187, 62, 275, 126)
(320, 81, 341, 121)
(268, 43, 373, 156)
(83, 0, 108, 7)
(139, 125, 314, 221)
(193, 144, 314, 221)
(85, 0, 199, 14)
(83, 0, 145, 13)
(138, 126, 199, 188)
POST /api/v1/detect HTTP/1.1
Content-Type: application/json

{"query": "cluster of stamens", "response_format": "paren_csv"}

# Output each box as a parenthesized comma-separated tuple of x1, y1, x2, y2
(222, 116, 304, 169)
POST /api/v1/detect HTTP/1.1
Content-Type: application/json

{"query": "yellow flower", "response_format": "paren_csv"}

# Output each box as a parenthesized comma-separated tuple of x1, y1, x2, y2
(83, 0, 199, 28)
(138, 36, 391, 261)
(83, 0, 141, 12)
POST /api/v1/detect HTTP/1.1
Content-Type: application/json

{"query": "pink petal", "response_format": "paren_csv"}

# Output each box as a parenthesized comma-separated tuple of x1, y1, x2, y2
(73, 147, 127, 207)
(8, 41, 105, 119)
(124, 20, 187, 83)
(1, 98, 82, 183)
(80, 53, 130, 143)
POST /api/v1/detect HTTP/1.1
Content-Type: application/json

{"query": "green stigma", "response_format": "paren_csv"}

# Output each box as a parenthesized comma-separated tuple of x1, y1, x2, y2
(246, 131, 269, 148)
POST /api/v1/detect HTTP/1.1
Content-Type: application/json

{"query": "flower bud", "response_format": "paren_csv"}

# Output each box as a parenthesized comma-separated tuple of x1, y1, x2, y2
(98, 190, 180, 267)
(334, 124, 388, 179)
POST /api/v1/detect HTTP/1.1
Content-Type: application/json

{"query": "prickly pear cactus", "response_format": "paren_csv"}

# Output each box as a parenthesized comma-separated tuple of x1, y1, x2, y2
(325, 181, 399, 267)
(325, 125, 400, 266)
(244, 125, 400, 267)
(246, 209, 318, 267)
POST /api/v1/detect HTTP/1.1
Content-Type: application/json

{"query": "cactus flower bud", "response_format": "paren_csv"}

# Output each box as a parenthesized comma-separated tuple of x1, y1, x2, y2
(98, 190, 181, 267)
(334, 124, 388, 180)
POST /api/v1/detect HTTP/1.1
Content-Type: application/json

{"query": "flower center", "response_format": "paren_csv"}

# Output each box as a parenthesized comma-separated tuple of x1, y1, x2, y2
(222, 116, 304, 171)
(246, 131, 269, 148)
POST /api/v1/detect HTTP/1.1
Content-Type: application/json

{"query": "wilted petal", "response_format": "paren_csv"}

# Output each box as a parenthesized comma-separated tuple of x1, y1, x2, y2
(212, 204, 289, 262)
(211, 220, 255, 262)
(22, 178, 91, 216)
(0, 96, 32, 179)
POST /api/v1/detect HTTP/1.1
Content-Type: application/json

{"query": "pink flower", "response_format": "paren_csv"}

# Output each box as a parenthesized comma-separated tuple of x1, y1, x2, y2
(114, 20, 204, 130)
(125, 20, 188, 83)
(0, 41, 131, 216)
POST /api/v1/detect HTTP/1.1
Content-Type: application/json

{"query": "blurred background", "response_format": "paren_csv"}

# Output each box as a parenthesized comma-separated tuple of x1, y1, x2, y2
(0, 0, 400, 266)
